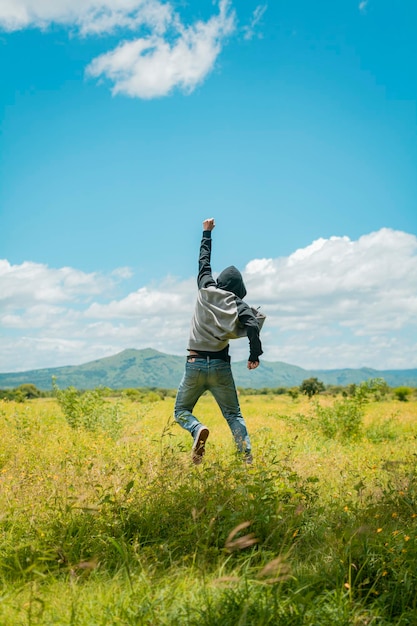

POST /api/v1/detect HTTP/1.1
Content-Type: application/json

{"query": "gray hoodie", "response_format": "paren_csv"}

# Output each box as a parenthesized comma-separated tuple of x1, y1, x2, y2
(188, 231, 263, 361)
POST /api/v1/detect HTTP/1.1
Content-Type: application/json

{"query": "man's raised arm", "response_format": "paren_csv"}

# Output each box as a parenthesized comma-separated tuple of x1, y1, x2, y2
(198, 218, 216, 288)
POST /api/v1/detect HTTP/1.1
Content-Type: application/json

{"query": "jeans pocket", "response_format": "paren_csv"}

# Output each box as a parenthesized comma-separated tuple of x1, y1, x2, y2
(184, 363, 202, 385)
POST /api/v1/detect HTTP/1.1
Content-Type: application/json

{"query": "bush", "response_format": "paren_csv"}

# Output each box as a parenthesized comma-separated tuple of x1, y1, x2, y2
(0, 384, 43, 402)
(393, 386, 412, 402)
(288, 388, 299, 400)
(300, 378, 325, 399)
(52, 378, 122, 438)
(312, 378, 388, 441)
(313, 396, 364, 440)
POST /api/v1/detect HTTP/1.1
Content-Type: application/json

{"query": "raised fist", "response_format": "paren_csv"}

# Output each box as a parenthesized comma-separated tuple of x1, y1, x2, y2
(203, 218, 215, 231)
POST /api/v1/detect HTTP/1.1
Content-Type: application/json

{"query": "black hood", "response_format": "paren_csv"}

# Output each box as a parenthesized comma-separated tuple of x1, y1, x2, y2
(216, 265, 247, 299)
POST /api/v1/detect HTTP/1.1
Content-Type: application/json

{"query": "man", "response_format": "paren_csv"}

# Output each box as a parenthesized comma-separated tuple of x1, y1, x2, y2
(174, 217, 264, 465)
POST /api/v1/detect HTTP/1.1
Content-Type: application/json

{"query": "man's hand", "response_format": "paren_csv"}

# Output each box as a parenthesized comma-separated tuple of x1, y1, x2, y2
(247, 361, 259, 370)
(203, 218, 215, 231)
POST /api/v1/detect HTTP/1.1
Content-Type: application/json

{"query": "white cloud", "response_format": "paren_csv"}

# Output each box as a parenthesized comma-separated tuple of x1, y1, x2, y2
(0, 259, 112, 307)
(241, 228, 417, 367)
(86, 0, 235, 98)
(0, 260, 129, 368)
(243, 4, 267, 41)
(0, 0, 236, 98)
(85, 279, 194, 318)
(359, 1, 369, 14)
(1, 228, 417, 373)
(0, 0, 171, 34)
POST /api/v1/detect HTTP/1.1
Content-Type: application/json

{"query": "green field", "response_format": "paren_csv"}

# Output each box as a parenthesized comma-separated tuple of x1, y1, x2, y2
(1, 389, 416, 625)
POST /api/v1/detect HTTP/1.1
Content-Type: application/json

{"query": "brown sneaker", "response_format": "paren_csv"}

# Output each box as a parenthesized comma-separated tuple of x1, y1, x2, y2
(191, 426, 209, 465)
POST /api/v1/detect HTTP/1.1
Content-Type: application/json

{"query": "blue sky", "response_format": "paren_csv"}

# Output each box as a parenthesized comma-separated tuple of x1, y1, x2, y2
(1, 0, 416, 373)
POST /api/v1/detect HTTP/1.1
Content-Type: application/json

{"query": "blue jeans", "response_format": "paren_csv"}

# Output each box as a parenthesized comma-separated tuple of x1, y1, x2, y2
(174, 357, 251, 454)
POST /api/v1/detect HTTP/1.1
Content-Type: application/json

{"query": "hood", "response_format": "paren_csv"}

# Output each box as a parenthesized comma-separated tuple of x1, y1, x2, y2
(216, 265, 247, 299)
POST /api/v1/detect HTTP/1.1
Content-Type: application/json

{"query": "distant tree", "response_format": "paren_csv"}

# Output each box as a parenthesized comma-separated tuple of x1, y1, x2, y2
(16, 384, 42, 399)
(287, 388, 299, 400)
(325, 385, 344, 397)
(299, 377, 325, 399)
(124, 388, 143, 402)
(347, 383, 357, 397)
(393, 386, 412, 402)
(371, 379, 389, 401)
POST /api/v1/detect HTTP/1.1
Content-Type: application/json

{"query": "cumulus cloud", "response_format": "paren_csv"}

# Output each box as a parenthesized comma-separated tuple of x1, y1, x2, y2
(245, 229, 417, 316)
(85, 279, 194, 318)
(1, 228, 417, 372)
(0, 0, 171, 34)
(241, 228, 417, 367)
(86, 0, 235, 98)
(0, 260, 131, 368)
(0, 0, 235, 98)
(0, 259, 113, 307)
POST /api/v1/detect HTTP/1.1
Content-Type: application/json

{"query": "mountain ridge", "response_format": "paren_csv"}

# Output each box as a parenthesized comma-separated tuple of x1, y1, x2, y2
(1, 348, 416, 390)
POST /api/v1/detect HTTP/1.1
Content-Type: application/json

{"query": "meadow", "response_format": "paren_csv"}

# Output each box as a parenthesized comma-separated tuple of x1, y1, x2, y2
(0, 386, 416, 625)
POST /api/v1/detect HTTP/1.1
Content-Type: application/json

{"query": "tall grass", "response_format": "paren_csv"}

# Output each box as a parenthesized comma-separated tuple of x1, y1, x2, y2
(0, 392, 416, 624)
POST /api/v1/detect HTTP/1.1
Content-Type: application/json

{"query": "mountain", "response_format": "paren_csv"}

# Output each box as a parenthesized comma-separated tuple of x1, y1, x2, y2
(0, 349, 184, 390)
(0, 348, 416, 390)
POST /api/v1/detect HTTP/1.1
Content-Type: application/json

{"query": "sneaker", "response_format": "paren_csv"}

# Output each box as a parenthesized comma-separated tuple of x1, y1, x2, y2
(191, 426, 209, 465)
(244, 453, 253, 465)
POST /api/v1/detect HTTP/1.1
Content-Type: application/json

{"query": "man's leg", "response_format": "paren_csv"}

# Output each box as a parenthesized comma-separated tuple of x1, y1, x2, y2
(209, 360, 252, 458)
(174, 360, 209, 463)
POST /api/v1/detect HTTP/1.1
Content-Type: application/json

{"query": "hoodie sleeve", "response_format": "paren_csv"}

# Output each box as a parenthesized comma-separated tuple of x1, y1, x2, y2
(236, 300, 263, 362)
(197, 231, 216, 289)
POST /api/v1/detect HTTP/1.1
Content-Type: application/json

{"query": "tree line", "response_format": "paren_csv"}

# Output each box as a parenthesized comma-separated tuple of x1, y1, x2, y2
(1, 379, 415, 402)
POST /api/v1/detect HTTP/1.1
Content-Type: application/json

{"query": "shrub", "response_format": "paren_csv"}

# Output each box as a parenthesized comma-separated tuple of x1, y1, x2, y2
(300, 377, 325, 399)
(288, 388, 299, 400)
(393, 386, 412, 402)
(312, 379, 388, 441)
(52, 378, 122, 438)
(313, 396, 364, 440)
(0, 384, 43, 402)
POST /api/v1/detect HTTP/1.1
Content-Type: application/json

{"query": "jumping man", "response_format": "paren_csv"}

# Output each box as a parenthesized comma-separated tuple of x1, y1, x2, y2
(174, 218, 264, 464)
